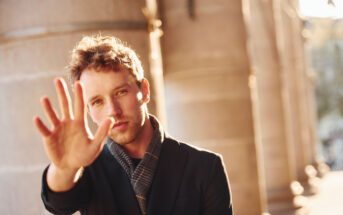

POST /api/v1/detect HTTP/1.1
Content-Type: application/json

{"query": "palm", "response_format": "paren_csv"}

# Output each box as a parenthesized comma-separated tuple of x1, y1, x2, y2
(34, 78, 112, 171)
(46, 120, 91, 169)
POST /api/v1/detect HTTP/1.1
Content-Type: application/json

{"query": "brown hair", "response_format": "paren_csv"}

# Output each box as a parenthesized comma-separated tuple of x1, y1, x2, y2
(67, 35, 144, 84)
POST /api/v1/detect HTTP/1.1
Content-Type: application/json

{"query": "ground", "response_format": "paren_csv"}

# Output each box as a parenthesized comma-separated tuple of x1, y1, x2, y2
(306, 171, 343, 215)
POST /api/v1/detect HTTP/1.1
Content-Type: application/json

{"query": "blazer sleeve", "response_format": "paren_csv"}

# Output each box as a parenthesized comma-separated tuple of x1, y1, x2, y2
(41, 165, 91, 214)
(202, 155, 233, 215)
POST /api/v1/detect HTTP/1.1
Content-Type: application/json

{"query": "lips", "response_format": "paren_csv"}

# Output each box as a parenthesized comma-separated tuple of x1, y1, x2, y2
(112, 121, 128, 131)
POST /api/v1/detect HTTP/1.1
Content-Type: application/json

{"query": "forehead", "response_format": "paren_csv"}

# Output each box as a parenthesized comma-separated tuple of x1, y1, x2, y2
(80, 68, 136, 98)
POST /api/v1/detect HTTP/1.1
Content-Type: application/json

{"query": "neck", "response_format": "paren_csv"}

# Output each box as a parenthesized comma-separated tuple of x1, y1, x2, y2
(122, 114, 153, 159)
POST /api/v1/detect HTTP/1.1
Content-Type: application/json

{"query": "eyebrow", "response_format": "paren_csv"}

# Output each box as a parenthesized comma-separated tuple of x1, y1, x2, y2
(87, 83, 131, 104)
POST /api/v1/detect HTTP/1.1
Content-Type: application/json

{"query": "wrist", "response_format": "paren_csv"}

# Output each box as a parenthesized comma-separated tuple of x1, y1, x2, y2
(51, 164, 79, 177)
(47, 164, 83, 192)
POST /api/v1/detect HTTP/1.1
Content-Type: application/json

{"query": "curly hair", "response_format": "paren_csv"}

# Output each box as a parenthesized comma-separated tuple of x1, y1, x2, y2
(67, 35, 144, 84)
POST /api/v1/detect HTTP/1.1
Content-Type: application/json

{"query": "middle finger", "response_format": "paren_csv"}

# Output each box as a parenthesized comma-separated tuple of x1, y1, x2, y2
(55, 78, 73, 119)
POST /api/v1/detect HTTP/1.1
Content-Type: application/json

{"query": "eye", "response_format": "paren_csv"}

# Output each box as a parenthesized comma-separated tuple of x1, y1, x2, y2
(91, 99, 103, 106)
(116, 89, 128, 96)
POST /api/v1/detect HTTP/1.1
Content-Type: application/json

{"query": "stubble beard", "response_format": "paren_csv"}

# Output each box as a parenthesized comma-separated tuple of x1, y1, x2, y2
(108, 110, 145, 145)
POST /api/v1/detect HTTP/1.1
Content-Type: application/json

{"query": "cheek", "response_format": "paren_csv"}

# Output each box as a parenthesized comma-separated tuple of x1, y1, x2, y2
(123, 96, 143, 113)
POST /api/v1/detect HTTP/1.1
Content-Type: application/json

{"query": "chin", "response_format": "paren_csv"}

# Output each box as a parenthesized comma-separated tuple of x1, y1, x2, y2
(109, 130, 137, 145)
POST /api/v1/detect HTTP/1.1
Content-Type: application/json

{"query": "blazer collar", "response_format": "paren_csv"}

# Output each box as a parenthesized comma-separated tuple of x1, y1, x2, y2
(102, 145, 142, 215)
(147, 137, 188, 215)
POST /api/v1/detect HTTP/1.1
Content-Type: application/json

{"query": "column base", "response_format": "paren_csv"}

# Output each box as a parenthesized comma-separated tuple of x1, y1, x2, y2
(267, 186, 307, 215)
(312, 158, 330, 178)
(298, 165, 321, 196)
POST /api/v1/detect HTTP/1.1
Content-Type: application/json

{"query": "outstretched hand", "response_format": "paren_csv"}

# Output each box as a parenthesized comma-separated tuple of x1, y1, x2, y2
(34, 78, 113, 174)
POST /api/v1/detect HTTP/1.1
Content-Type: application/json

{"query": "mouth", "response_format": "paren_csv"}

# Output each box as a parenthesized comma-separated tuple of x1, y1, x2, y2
(112, 121, 128, 131)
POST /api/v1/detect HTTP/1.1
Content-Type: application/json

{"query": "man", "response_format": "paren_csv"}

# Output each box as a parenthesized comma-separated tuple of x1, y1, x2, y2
(34, 35, 233, 215)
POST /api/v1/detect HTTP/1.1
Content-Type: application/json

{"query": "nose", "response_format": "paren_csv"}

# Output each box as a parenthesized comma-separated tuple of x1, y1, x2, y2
(107, 98, 122, 117)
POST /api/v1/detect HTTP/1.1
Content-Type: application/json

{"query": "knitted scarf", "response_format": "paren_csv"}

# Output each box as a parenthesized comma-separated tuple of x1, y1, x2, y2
(107, 115, 164, 215)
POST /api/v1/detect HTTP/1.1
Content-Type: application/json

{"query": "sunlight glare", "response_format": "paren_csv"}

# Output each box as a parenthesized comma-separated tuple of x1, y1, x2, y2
(299, 0, 343, 18)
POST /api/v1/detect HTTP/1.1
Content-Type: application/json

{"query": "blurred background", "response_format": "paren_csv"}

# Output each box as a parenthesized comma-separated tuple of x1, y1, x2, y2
(0, 0, 342, 214)
(301, 0, 343, 172)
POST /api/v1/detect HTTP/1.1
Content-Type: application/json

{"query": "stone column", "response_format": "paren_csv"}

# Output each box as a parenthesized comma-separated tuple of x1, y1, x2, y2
(292, 0, 322, 194)
(144, 0, 168, 127)
(161, 0, 267, 214)
(303, 42, 330, 178)
(0, 0, 163, 214)
(273, 0, 318, 196)
(242, 0, 306, 213)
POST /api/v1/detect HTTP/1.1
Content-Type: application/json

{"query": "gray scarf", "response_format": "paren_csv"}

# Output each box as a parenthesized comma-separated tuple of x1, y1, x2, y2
(107, 115, 164, 215)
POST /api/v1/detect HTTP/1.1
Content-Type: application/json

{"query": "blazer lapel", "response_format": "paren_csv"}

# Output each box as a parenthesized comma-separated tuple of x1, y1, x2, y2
(102, 145, 142, 215)
(147, 137, 188, 215)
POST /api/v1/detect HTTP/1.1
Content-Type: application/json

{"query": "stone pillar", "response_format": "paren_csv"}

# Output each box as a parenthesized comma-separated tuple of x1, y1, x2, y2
(303, 43, 330, 178)
(161, 0, 267, 214)
(273, 0, 318, 196)
(144, 0, 167, 127)
(242, 0, 305, 213)
(0, 0, 163, 214)
(291, 5, 329, 179)
(291, 0, 322, 194)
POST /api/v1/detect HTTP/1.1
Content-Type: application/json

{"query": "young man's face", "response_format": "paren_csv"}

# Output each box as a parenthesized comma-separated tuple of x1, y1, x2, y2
(80, 68, 149, 145)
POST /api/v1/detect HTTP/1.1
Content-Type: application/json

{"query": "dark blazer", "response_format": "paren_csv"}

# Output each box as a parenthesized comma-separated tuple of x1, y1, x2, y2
(41, 137, 233, 215)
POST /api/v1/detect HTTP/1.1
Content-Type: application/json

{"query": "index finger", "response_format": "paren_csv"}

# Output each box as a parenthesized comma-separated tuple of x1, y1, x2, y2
(74, 81, 86, 120)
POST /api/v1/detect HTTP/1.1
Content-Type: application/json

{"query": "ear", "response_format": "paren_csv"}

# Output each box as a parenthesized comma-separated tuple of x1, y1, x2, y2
(141, 78, 150, 103)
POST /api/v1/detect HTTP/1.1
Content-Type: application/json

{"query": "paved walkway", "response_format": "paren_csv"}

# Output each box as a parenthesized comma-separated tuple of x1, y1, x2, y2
(306, 171, 343, 215)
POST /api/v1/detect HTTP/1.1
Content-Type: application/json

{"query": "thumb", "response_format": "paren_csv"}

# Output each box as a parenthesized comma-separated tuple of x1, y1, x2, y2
(92, 117, 114, 150)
